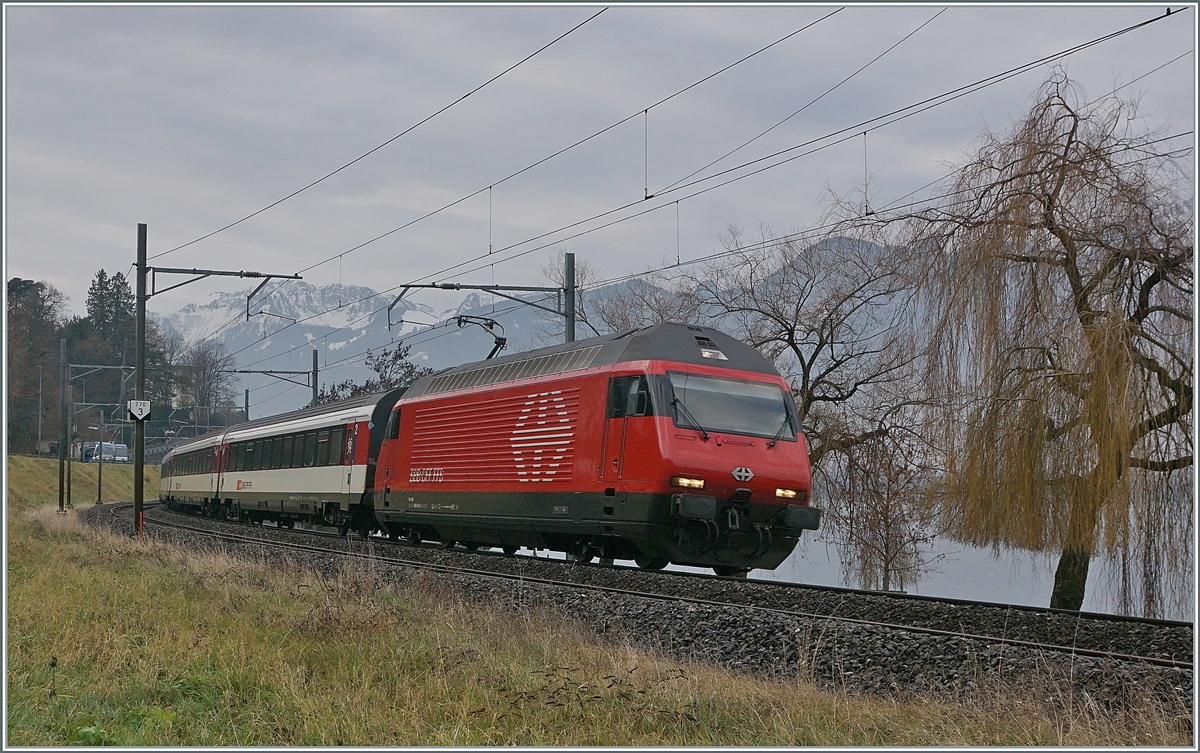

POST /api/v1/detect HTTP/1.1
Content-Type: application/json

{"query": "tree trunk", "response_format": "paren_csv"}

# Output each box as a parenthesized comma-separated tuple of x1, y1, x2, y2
(1049, 486, 1099, 611)
(1049, 546, 1090, 610)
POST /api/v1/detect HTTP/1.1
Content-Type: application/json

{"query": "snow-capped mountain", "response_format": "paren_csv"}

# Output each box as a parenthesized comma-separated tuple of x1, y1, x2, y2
(150, 280, 565, 417)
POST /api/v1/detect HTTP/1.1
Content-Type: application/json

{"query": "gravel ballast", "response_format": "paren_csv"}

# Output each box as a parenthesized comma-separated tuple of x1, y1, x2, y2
(85, 504, 1194, 714)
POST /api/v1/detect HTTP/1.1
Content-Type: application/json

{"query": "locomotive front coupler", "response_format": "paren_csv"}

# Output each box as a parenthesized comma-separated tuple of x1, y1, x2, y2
(673, 491, 821, 534)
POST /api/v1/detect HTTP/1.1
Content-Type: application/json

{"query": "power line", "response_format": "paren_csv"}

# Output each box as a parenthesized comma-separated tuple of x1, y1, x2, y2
(209, 30, 1191, 375)
(660, 7, 947, 194)
(184, 9, 845, 359)
(248, 9, 844, 286)
(241, 130, 1194, 411)
(150, 7, 609, 261)
(167, 10, 1187, 374)
(355, 7, 1184, 291)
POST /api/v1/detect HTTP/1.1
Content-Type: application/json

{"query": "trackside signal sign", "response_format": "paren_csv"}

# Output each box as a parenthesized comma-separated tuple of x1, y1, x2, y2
(128, 400, 151, 421)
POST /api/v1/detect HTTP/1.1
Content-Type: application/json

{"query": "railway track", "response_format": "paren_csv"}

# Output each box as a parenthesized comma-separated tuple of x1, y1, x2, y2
(106, 502, 1192, 672)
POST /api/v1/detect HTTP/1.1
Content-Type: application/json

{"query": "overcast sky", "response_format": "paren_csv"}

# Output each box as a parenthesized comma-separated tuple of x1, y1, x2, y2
(4, 3, 1195, 320)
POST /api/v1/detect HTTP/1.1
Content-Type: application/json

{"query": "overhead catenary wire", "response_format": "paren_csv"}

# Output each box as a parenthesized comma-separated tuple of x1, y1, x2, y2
(244, 9, 845, 289)
(658, 7, 947, 195)
(210, 32, 1193, 381)
(150, 7, 609, 261)
(171, 10, 1187, 379)
(238, 128, 1193, 396)
(172, 10, 847, 359)
(191, 91, 1193, 386)
(340, 7, 1185, 294)
(248, 138, 1197, 411)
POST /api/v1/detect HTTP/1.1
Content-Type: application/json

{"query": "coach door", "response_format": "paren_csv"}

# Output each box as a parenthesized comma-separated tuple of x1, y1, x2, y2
(338, 424, 353, 502)
(209, 446, 218, 497)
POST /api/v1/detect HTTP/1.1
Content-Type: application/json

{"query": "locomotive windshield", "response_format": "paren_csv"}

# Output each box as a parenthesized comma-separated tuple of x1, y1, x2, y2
(667, 371, 796, 441)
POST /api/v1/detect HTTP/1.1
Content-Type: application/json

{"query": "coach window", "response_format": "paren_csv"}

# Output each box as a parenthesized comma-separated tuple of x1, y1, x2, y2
(291, 433, 304, 468)
(246, 442, 257, 471)
(329, 428, 344, 465)
(288, 433, 302, 468)
(281, 435, 294, 468)
(267, 437, 280, 469)
(316, 430, 330, 466)
(303, 432, 318, 467)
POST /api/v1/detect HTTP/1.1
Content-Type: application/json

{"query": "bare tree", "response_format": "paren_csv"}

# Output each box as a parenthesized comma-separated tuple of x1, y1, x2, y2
(588, 272, 701, 334)
(595, 226, 938, 589)
(820, 404, 948, 592)
(681, 224, 919, 469)
(887, 72, 1193, 612)
(180, 340, 238, 412)
(316, 343, 433, 404)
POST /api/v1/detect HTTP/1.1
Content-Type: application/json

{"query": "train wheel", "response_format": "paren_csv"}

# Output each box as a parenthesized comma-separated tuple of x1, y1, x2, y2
(462, 542, 480, 551)
(712, 566, 748, 577)
(386, 526, 400, 541)
(634, 555, 669, 571)
(501, 545, 518, 556)
(440, 539, 457, 549)
(571, 542, 595, 564)
(405, 530, 422, 546)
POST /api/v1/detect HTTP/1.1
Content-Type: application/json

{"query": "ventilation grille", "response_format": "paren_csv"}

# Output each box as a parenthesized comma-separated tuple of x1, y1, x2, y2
(425, 345, 603, 396)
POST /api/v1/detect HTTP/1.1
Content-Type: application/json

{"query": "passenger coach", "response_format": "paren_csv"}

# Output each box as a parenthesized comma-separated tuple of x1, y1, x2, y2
(160, 386, 406, 533)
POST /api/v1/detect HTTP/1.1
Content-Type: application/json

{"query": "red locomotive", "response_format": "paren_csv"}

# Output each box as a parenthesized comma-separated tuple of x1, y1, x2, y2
(375, 322, 818, 575)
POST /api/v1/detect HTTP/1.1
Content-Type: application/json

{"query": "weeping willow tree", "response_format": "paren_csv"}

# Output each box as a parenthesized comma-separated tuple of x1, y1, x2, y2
(903, 73, 1193, 611)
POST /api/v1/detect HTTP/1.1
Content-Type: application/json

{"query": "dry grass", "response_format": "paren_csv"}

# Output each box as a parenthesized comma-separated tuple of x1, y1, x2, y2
(5, 456, 1193, 745)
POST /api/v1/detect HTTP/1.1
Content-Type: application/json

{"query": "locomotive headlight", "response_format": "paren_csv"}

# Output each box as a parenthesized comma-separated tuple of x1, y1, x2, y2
(775, 488, 799, 499)
(671, 476, 705, 489)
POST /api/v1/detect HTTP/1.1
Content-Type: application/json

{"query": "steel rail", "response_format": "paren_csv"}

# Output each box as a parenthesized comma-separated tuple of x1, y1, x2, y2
(147, 501, 1193, 629)
(111, 503, 1194, 671)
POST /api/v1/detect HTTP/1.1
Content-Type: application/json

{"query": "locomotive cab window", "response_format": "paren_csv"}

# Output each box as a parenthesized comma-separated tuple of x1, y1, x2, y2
(667, 371, 795, 441)
(607, 375, 654, 418)
(385, 410, 401, 440)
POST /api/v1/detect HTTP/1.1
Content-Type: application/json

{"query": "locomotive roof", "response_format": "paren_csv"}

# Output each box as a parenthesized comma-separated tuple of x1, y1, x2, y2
(403, 322, 778, 399)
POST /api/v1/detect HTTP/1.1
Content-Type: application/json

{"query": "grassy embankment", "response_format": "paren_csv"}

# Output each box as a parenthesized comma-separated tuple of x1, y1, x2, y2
(5, 455, 1191, 745)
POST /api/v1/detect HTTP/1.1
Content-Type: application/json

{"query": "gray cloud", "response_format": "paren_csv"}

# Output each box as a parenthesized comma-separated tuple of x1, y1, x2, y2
(5, 4, 1193, 315)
